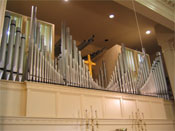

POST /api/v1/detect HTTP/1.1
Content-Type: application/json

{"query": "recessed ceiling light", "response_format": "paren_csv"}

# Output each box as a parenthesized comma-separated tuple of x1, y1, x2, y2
(146, 30, 151, 35)
(64, 0, 69, 2)
(109, 14, 115, 19)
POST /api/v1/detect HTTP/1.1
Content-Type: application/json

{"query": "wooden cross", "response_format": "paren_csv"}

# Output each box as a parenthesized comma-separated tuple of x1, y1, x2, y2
(84, 55, 96, 77)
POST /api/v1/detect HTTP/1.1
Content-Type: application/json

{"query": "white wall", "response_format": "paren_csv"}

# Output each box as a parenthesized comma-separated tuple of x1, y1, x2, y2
(0, 80, 175, 131)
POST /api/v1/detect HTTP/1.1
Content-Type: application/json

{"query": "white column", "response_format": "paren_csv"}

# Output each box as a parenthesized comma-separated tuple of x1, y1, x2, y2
(0, 0, 7, 46)
(155, 25, 175, 99)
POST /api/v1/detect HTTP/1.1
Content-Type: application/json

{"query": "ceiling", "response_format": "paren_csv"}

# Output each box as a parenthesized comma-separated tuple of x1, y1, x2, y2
(6, 0, 161, 57)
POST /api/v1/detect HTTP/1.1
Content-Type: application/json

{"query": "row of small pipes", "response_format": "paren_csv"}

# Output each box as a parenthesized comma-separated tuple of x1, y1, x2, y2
(0, 12, 26, 82)
(96, 60, 108, 88)
(26, 6, 64, 84)
(0, 6, 99, 89)
(106, 44, 169, 99)
(140, 52, 169, 99)
(58, 22, 99, 88)
(106, 44, 142, 94)
(27, 6, 99, 88)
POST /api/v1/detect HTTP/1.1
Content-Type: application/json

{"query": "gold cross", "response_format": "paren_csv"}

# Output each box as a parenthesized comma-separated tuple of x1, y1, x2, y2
(84, 55, 96, 77)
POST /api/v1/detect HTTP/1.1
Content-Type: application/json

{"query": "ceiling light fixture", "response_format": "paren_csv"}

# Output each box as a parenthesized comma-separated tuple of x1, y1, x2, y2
(146, 30, 151, 35)
(64, 0, 69, 2)
(109, 14, 115, 19)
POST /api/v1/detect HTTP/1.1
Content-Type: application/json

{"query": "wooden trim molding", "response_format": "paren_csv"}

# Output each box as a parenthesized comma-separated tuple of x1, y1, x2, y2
(0, 116, 174, 125)
(135, 0, 174, 21)
(0, 0, 7, 46)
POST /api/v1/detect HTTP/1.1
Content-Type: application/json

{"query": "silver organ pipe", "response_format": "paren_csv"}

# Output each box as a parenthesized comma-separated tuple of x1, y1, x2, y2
(5, 20, 16, 80)
(0, 12, 11, 79)
(12, 27, 21, 81)
(18, 34, 26, 82)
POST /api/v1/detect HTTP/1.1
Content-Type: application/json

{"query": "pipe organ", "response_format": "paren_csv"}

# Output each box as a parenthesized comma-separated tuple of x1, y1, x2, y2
(0, 6, 170, 100)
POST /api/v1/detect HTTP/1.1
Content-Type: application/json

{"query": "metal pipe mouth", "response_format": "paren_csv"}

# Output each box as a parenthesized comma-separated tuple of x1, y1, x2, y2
(5, 12, 11, 18)
(16, 27, 21, 32)
(11, 20, 16, 26)
(156, 52, 161, 56)
(21, 34, 26, 39)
